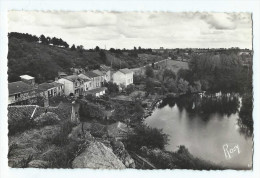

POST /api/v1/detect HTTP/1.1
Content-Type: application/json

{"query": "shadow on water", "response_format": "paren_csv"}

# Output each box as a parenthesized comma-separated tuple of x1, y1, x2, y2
(158, 93, 252, 137)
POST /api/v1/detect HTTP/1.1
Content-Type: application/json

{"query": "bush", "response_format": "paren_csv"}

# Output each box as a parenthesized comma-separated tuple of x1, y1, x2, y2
(125, 125, 168, 151)
(125, 84, 135, 94)
(8, 112, 36, 136)
(34, 112, 60, 127)
(50, 120, 75, 146)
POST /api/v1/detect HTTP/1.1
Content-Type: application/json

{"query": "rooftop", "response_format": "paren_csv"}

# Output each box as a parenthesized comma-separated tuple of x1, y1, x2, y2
(78, 74, 91, 81)
(119, 68, 133, 74)
(20, 75, 34, 80)
(8, 81, 35, 95)
(100, 65, 111, 72)
(85, 87, 107, 94)
(63, 75, 84, 82)
(92, 69, 104, 76)
(85, 71, 100, 78)
(38, 82, 63, 91)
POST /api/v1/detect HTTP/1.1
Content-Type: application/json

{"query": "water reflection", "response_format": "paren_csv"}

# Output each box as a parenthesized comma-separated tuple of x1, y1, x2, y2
(147, 93, 253, 168)
(159, 93, 240, 118)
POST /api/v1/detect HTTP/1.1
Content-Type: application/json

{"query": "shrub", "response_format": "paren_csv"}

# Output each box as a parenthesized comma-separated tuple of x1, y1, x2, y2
(8, 112, 36, 136)
(125, 125, 168, 151)
(34, 112, 60, 127)
(50, 120, 75, 146)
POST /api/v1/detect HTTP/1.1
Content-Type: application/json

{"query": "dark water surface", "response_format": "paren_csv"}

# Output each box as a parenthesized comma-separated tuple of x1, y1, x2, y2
(145, 94, 253, 169)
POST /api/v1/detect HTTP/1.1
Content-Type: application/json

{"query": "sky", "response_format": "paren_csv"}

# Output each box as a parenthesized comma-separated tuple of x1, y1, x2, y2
(8, 11, 252, 49)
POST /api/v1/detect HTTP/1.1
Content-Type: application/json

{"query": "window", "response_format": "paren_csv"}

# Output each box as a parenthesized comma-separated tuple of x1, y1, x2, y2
(15, 93, 20, 100)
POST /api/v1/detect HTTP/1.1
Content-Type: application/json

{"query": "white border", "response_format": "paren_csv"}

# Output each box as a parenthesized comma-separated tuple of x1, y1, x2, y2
(0, 0, 259, 178)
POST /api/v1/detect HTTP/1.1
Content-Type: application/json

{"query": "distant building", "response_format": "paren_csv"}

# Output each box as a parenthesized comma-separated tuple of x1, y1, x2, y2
(38, 82, 64, 98)
(85, 87, 107, 97)
(84, 71, 102, 89)
(100, 65, 112, 82)
(8, 75, 38, 105)
(57, 75, 85, 96)
(112, 68, 133, 87)
(92, 69, 106, 86)
(58, 72, 68, 78)
(78, 73, 92, 92)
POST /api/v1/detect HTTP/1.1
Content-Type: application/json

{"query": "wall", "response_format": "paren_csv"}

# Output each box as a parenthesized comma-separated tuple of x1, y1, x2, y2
(57, 78, 74, 96)
(113, 71, 126, 86)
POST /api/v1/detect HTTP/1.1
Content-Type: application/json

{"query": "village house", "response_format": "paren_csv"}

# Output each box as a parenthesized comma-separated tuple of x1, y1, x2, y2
(57, 75, 85, 96)
(92, 69, 108, 87)
(84, 71, 102, 89)
(78, 73, 92, 92)
(112, 68, 134, 88)
(8, 75, 38, 105)
(38, 81, 64, 98)
(100, 65, 111, 82)
(85, 87, 107, 97)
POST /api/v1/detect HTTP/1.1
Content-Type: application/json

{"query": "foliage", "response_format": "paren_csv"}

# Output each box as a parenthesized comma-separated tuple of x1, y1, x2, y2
(140, 145, 222, 170)
(125, 84, 135, 94)
(163, 69, 176, 81)
(145, 66, 154, 78)
(112, 100, 144, 124)
(42, 141, 81, 168)
(50, 120, 75, 146)
(238, 92, 253, 136)
(71, 44, 76, 51)
(177, 78, 189, 93)
(8, 112, 36, 136)
(34, 112, 60, 127)
(145, 77, 155, 95)
(125, 125, 168, 151)
(104, 81, 119, 94)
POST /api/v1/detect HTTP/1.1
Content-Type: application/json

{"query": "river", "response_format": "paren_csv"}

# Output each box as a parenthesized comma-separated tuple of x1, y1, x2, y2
(144, 94, 253, 169)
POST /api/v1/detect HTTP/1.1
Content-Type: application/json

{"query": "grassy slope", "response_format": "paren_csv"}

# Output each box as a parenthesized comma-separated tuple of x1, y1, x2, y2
(8, 37, 103, 83)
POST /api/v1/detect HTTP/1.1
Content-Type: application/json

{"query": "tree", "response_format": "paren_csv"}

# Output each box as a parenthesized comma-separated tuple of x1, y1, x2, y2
(79, 104, 89, 135)
(177, 78, 189, 93)
(125, 125, 169, 151)
(145, 78, 155, 95)
(163, 69, 176, 81)
(40, 34, 48, 45)
(95, 46, 100, 51)
(104, 81, 119, 94)
(145, 66, 154, 78)
(71, 44, 76, 51)
(99, 50, 107, 63)
(77, 45, 84, 54)
(125, 84, 135, 94)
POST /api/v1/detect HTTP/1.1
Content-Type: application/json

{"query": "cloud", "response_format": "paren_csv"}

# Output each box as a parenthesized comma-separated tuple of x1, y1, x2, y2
(8, 11, 252, 49)
(200, 13, 237, 30)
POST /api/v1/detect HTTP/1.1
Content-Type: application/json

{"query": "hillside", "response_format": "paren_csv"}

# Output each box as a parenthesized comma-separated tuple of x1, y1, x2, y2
(8, 37, 106, 83)
(8, 34, 166, 83)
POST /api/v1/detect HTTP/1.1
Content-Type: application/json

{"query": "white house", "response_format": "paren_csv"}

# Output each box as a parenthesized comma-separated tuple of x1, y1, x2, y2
(112, 68, 134, 87)
(57, 75, 85, 96)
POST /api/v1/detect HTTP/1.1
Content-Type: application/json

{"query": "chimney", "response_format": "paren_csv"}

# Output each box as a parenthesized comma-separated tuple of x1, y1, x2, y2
(20, 75, 35, 86)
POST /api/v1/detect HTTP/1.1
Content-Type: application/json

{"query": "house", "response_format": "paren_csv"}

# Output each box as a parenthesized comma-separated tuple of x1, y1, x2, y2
(112, 68, 134, 87)
(8, 75, 38, 105)
(100, 65, 111, 82)
(85, 87, 107, 97)
(38, 82, 64, 98)
(85, 71, 102, 89)
(57, 75, 85, 96)
(58, 72, 68, 78)
(78, 73, 92, 92)
(92, 69, 105, 86)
